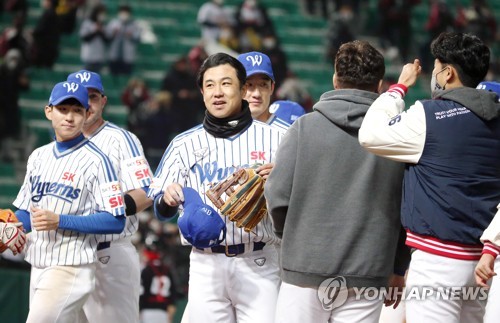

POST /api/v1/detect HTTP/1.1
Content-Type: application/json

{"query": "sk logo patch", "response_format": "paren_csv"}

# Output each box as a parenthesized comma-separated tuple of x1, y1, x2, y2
(254, 257, 266, 267)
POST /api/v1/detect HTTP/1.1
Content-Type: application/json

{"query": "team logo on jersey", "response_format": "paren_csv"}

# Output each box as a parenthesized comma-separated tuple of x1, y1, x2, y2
(254, 257, 266, 266)
(30, 175, 81, 203)
(64, 82, 80, 93)
(62, 172, 76, 182)
(269, 103, 279, 114)
(192, 162, 251, 184)
(99, 256, 110, 264)
(250, 151, 266, 161)
(193, 147, 208, 160)
(246, 54, 263, 66)
(75, 71, 92, 83)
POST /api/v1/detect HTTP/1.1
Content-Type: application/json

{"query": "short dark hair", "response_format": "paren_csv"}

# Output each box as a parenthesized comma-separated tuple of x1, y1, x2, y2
(334, 40, 385, 92)
(196, 53, 246, 90)
(430, 32, 490, 88)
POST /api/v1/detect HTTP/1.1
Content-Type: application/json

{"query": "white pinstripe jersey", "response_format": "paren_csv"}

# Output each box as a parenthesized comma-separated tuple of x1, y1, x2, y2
(88, 121, 153, 241)
(148, 120, 286, 246)
(13, 137, 124, 267)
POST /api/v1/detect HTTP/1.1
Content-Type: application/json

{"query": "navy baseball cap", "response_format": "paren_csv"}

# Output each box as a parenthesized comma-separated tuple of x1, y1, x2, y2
(177, 187, 226, 249)
(238, 51, 275, 82)
(67, 70, 105, 94)
(269, 100, 306, 124)
(48, 82, 89, 110)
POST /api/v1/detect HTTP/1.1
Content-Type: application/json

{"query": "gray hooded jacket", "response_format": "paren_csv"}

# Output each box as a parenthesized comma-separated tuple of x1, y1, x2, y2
(265, 89, 408, 288)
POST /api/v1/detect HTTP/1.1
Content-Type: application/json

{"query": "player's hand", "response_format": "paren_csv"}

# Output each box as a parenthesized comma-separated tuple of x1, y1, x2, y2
(475, 253, 496, 288)
(163, 183, 184, 207)
(397, 59, 422, 88)
(256, 163, 274, 180)
(31, 206, 60, 231)
(0, 222, 26, 255)
(384, 274, 405, 309)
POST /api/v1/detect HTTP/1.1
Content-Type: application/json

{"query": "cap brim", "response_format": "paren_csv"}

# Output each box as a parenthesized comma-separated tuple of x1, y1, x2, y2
(247, 70, 275, 82)
(50, 95, 88, 110)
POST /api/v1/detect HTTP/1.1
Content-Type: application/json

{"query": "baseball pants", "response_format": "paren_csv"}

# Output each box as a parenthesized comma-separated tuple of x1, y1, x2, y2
(81, 238, 141, 323)
(405, 249, 487, 323)
(187, 243, 280, 323)
(27, 263, 96, 323)
(275, 281, 383, 323)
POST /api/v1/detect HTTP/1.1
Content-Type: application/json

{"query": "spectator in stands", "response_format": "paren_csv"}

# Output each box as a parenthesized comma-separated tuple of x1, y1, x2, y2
(121, 77, 150, 132)
(2, 0, 28, 18)
(0, 11, 31, 63)
(325, 3, 356, 64)
(304, 0, 329, 18)
(161, 56, 204, 131)
(197, 0, 231, 43)
(378, 0, 421, 62)
(276, 71, 314, 111)
(234, 0, 275, 52)
(188, 42, 209, 73)
(0, 49, 30, 161)
(79, 4, 108, 72)
(419, 0, 456, 73)
(54, 0, 84, 34)
(140, 243, 178, 323)
(261, 34, 288, 89)
(133, 91, 180, 170)
(455, 0, 497, 46)
(30, 0, 60, 68)
(106, 4, 141, 76)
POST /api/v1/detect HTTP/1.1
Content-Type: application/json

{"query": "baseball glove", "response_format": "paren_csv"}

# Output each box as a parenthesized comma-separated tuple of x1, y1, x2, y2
(0, 209, 23, 253)
(206, 166, 267, 233)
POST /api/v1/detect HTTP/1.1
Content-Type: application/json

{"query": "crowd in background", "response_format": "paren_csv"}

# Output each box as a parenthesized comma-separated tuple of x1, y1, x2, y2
(0, 0, 499, 320)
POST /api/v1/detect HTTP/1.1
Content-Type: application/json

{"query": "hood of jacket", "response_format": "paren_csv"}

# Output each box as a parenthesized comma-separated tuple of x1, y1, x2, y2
(313, 89, 380, 131)
(434, 87, 500, 121)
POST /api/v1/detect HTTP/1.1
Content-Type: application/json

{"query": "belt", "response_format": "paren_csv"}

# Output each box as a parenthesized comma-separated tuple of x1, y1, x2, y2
(197, 241, 266, 257)
(97, 242, 111, 251)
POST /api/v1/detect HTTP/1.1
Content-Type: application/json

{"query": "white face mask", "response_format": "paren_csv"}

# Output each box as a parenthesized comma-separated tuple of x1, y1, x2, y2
(97, 13, 106, 23)
(118, 12, 130, 22)
(430, 66, 448, 92)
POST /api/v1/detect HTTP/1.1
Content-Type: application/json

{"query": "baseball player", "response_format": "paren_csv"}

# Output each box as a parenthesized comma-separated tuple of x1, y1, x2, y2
(359, 32, 500, 322)
(237, 51, 290, 131)
(474, 80, 500, 323)
(12, 81, 126, 322)
(67, 70, 153, 323)
(269, 100, 306, 124)
(148, 53, 286, 323)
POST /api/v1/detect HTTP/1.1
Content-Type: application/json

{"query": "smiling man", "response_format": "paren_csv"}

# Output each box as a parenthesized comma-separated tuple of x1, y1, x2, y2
(238, 51, 290, 130)
(11, 81, 125, 322)
(148, 52, 287, 323)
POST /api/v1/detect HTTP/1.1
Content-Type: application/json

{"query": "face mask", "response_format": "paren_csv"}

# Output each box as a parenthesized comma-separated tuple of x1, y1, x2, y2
(97, 13, 106, 23)
(6, 59, 18, 71)
(430, 66, 448, 92)
(118, 12, 130, 22)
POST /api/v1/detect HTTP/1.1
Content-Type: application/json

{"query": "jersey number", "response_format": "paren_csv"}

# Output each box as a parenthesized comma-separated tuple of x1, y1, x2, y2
(150, 275, 171, 297)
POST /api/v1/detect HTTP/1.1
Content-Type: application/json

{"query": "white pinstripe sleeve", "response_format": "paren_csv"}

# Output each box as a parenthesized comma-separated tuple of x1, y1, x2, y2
(117, 132, 153, 192)
(481, 204, 500, 247)
(359, 90, 427, 163)
(90, 148, 125, 217)
(148, 140, 186, 199)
